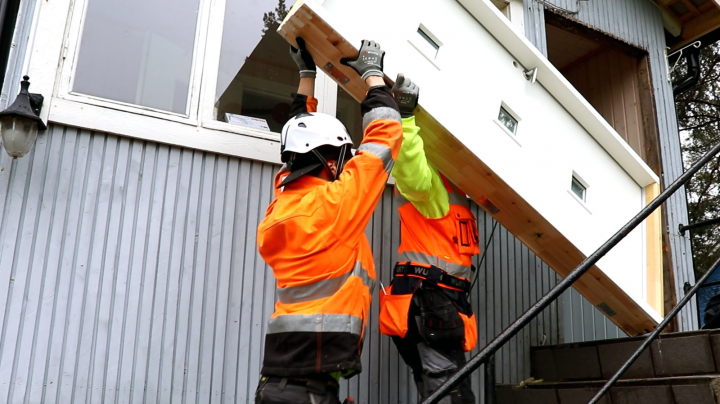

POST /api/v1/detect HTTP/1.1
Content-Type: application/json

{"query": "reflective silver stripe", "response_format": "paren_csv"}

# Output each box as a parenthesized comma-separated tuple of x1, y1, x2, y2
(358, 142, 394, 174)
(266, 313, 363, 335)
(399, 251, 474, 280)
(277, 262, 376, 304)
(362, 106, 401, 134)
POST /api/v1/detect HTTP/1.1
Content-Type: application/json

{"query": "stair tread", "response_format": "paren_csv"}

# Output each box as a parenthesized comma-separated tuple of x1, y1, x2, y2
(496, 374, 720, 389)
(530, 330, 720, 383)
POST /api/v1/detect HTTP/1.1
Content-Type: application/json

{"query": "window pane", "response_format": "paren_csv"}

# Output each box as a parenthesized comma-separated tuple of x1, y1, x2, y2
(73, 0, 200, 114)
(571, 177, 586, 201)
(336, 86, 363, 146)
(215, 0, 300, 133)
(498, 107, 517, 134)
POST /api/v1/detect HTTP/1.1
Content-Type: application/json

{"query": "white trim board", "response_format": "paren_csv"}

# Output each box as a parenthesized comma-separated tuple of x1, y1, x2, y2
(48, 97, 281, 163)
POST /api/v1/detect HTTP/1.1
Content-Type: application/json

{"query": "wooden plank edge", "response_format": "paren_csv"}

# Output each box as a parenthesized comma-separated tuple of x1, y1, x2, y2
(645, 183, 664, 316)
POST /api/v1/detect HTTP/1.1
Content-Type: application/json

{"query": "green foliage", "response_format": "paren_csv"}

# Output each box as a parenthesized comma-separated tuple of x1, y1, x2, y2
(262, 0, 289, 34)
(675, 44, 720, 277)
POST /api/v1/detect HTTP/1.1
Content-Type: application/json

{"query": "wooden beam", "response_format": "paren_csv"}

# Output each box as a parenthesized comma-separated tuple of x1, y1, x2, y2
(278, 0, 659, 335)
(645, 183, 664, 315)
(679, 0, 701, 16)
(668, 7, 720, 50)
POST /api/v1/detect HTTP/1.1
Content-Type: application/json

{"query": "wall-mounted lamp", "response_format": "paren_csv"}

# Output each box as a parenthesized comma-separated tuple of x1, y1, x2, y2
(0, 76, 47, 158)
(523, 67, 538, 84)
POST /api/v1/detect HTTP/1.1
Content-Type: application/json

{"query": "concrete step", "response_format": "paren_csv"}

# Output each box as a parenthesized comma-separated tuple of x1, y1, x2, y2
(531, 330, 720, 383)
(496, 375, 720, 404)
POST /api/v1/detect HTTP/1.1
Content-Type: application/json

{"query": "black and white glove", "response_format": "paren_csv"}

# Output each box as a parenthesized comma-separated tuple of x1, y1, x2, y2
(289, 37, 316, 78)
(341, 40, 385, 81)
(391, 74, 419, 118)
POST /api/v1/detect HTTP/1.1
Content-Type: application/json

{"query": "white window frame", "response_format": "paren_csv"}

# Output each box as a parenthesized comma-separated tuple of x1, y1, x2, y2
(28, 0, 344, 165)
(493, 101, 522, 147)
(568, 171, 591, 214)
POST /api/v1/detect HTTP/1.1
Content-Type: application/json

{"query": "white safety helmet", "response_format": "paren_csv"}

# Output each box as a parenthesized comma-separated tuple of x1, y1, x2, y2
(279, 112, 354, 187)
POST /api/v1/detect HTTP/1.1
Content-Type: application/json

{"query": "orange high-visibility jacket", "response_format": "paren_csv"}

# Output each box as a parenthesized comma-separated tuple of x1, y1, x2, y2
(257, 87, 402, 377)
(379, 117, 480, 352)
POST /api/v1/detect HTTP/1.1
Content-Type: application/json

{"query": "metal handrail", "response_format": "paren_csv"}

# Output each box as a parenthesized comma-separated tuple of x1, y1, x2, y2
(588, 253, 720, 403)
(679, 217, 720, 236)
(421, 140, 720, 404)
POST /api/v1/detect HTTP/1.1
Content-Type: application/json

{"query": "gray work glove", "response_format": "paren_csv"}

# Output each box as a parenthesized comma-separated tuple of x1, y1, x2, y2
(289, 37, 316, 78)
(341, 40, 385, 81)
(391, 74, 419, 118)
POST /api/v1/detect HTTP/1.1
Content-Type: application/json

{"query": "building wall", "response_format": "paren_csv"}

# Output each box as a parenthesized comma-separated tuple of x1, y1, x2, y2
(0, 125, 625, 404)
(523, 0, 698, 330)
(0, 0, 36, 110)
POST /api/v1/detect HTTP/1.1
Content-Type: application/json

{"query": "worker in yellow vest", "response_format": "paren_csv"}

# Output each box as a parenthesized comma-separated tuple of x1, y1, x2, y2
(379, 75, 480, 403)
(255, 37, 403, 403)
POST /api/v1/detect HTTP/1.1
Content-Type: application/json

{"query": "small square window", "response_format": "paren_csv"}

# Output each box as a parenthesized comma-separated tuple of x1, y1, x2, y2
(498, 107, 518, 134)
(571, 176, 586, 202)
(416, 26, 441, 59)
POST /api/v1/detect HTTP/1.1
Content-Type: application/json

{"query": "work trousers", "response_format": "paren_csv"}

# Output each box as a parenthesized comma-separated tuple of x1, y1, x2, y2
(254, 375, 341, 404)
(392, 286, 476, 404)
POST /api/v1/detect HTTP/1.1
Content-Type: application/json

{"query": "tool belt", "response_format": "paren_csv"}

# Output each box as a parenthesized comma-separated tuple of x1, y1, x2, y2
(393, 262, 471, 293)
(262, 375, 339, 393)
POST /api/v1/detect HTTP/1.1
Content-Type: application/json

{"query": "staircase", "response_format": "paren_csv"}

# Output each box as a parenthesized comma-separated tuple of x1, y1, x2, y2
(495, 329, 720, 403)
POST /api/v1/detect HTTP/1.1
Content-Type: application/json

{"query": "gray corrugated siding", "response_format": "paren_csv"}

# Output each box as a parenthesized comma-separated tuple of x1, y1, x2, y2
(522, 0, 698, 331)
(0, 126, 572, 403)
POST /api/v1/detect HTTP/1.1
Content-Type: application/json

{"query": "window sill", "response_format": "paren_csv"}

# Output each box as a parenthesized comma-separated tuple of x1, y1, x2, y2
(567, 189, 592, 214)
(407, 39, 441, 71)
(48, 97, 281, 164)
(493, 118, 521, 147)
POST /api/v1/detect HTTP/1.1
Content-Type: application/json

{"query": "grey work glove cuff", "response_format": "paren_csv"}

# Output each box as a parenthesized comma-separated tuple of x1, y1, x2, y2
(299, 70, 317, 78)
(361, 69, 384, 81)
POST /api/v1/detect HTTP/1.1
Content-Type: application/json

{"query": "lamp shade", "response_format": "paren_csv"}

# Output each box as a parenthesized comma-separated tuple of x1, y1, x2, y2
(0, 76, 46, 158)
(1, 116, 39, 158)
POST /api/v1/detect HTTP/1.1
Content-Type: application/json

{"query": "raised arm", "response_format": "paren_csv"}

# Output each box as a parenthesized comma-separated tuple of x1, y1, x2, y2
(322, 40, 403, 243)
(288, 37, 318, 118)
(390, 74, 449, 219)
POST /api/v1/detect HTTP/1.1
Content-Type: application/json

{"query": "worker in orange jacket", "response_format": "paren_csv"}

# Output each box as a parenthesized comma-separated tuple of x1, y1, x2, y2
(254, 37, 403, 404)
(379, 75, 480, 403)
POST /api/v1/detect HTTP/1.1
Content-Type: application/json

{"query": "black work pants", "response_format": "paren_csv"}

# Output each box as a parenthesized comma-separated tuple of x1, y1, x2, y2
(254, 375, 341, 404)
(392, 286, 476, 404)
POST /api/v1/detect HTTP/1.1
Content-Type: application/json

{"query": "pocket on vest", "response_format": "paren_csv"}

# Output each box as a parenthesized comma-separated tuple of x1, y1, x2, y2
(454, 214, 480, 256)
(379, 285, 413, 338)
(459, 312, 478, 352)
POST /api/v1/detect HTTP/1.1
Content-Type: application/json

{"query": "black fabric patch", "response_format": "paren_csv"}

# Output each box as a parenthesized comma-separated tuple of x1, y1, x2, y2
(360, 86, 399, 116)
(290, 93, 311, 118)
(262, 332, 363, 377)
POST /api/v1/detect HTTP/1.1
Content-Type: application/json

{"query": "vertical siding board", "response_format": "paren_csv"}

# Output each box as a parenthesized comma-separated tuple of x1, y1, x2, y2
(39, 127, 82, 404)
(224, 158, 252, 404)
(506, 229, 517, 382)
(106, 139, 144, 404)
(145, 146, 181, 404)
(0, 128, 50, 404)
(116, 142, 155, 404)
(182, 153, 214, 404)
(132, 145, 170, 404)
(69, 132, 107, 404)
(200, 155, 227, 404)
(158, 148, 193, 404)
(55, 129, 94, 404)
(210, 156, 238, 404)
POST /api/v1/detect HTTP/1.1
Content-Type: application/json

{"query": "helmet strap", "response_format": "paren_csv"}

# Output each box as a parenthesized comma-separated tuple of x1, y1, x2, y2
(311, 148, 333, 179)
(335, 144, 351, 180)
